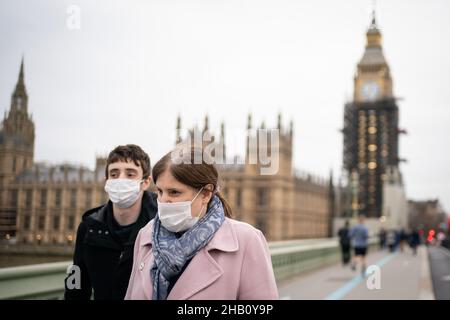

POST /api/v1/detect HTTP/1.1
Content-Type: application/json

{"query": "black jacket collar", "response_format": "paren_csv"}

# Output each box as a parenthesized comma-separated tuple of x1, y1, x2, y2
(81, 191, 157, 251)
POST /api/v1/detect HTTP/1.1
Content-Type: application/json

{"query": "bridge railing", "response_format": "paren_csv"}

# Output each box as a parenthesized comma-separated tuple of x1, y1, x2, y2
(270, 237, 378, 282)
(0, 261, 71, 300)
(0, 237, 378, 299)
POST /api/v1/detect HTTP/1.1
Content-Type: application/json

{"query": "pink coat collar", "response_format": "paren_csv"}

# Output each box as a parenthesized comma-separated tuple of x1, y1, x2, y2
(138, 218, 239, 299)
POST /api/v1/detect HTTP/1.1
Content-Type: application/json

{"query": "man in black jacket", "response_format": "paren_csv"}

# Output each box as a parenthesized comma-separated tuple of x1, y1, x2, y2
(64, 144, 157, 300)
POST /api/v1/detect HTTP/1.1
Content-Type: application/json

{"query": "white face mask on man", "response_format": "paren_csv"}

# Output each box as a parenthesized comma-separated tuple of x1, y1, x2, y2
(104, 178, 144, 208)
(157, 187, 205, 233)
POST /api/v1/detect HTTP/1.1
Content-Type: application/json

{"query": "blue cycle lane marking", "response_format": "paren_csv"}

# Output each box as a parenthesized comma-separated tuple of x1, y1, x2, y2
(325, 252, 397, 300)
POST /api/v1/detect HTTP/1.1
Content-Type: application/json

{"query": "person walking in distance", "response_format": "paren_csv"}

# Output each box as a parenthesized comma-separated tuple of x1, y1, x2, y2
(338, 220, 351, 266)
(349, 214, 369, 275)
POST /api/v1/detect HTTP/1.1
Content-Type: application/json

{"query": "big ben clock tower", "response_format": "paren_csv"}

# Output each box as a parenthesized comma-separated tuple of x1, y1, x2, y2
(354, 12, 393, 103)
(342, 11, 404, 218)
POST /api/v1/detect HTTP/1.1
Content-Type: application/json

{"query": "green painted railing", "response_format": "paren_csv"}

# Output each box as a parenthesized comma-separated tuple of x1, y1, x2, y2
(0, 238, 377, 299)
(270, 238, 378, 282)
(0, 261, 71, 299)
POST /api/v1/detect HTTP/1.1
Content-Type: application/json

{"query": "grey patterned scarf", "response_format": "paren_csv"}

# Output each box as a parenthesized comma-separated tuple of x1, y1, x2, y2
(150, 195, 225, 300)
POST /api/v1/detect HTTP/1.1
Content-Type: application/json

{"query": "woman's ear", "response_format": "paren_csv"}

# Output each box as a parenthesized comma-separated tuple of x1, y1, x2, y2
(201, 184, 214, 204)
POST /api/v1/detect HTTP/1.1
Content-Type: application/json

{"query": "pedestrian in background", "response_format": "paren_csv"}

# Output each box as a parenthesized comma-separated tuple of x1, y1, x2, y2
(409, 228, 420, 255)
(399, 228, 408, 253)
(338, 220, 352, 266)
(349, 214, 369, 275)
(387, 229, 397, 252)
(379, 227, 387, 250)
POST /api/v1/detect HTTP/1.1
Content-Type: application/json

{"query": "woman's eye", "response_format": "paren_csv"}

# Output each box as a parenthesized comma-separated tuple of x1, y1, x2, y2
(169, 190, 179, 196)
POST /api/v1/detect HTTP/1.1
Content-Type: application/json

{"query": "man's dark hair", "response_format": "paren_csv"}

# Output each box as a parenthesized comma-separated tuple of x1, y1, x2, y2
(105, 144, 151, 179)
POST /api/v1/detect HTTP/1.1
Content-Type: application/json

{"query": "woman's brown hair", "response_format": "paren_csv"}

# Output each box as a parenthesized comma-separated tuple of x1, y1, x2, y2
(152, 146, 233, 218)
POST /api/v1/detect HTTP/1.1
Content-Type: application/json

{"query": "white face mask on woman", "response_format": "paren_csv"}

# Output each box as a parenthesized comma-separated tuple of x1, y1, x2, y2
(104, 178, 144, 208)
(157, 187, 205, 233)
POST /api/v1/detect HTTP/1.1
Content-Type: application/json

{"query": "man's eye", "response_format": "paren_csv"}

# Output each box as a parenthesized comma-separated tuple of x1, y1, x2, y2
(169, 190, 179, 196)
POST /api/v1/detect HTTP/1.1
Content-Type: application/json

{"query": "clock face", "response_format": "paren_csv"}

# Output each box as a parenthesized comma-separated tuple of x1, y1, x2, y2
(360, 80, 380, 101)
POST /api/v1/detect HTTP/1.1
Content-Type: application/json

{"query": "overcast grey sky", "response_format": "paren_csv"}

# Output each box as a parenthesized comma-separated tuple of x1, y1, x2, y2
(1, 0, 449, 212)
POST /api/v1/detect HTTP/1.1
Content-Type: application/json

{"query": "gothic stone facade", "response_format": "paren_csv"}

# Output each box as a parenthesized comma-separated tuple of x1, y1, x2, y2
(1, 60, 334, 245)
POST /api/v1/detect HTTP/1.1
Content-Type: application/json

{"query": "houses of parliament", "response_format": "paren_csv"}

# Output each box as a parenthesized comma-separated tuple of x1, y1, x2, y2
(0, 11, 408, 246)
(0, 59, 335, 245)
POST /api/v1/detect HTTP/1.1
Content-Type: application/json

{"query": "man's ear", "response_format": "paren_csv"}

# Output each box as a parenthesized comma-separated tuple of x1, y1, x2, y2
(142, 176, 152, 190)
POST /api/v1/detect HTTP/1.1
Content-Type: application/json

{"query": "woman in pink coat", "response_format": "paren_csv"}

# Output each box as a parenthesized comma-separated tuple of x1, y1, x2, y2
(125, 147, 278, 300)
